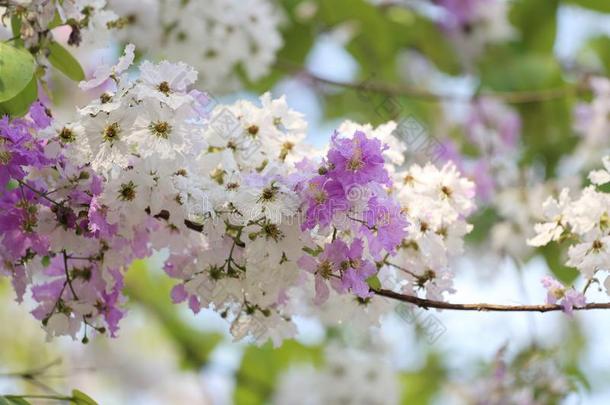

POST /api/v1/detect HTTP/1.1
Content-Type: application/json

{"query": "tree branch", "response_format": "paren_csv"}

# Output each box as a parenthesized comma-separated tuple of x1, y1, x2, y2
(277, 61, 587, 104)
(154, 209, 204, 232)
(375, 289, 610, 312)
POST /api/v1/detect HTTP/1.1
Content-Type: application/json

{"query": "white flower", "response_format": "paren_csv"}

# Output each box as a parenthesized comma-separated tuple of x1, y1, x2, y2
(127, 101, 204, 163)
(566, 233, 610, 278)
(564, 187, 608, 235)
(527, 188, 571, 247)
(80, 105, 136, 172)
(233, 178, 300, 224)
(45, 312, 81, 341)
(589, 156, 610, 185)
(137, 60, 198, 109)
(389, 161, 475, 302)
(79, 43, 135, 90)
(99, 163, 157, 230)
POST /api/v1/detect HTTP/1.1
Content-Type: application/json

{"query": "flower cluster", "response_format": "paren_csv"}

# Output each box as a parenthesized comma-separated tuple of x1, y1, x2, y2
(0, 101, 124, 341)
(529, 157, 610, 296)
(388, 162, 476, 300)
(1, 0, 118, 48)
(297, 129, 408, 304)
(0, 44, 480, 345)
(108, 0, 283, 92)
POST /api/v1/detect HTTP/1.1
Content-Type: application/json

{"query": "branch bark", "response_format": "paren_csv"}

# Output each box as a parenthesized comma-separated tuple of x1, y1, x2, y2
(375, 289, 610, 312)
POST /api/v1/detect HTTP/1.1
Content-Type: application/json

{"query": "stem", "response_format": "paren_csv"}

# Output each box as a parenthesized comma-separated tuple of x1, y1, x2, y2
(62, 250, 79, 301)
(0, 359, 61, 379)
(5, 395, 73, 401)
(16, 179, 63, 207)
(384, 261, 419, 279)
(277, 60, 586, 104)
(374, 289, 610, 312)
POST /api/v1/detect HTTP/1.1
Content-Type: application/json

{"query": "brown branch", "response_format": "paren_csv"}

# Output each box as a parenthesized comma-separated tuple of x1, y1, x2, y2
(277, 61, 587, 104)
(375, 289, 610, 312)
(154, 209, 204, 232)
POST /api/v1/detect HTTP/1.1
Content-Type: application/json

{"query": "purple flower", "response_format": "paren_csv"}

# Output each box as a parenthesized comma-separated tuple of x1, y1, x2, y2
(298, 239, 378, 303)
(171, 284, 189, 303)
(435, 0, 482, 31)
(327, 131, 390, 188)
(88, 197, 118, 238)
(28, 101, 53, 129)
(298, 241, 348, 304)
(189, 296, 202, 314)
(101, 268, 126, 337)
(541, 276, 586, 314)
(361, 196, 408, 257)
(0, 188, 50, 261)
(302, 176, 347, 231)
(340, 238, 376, 298)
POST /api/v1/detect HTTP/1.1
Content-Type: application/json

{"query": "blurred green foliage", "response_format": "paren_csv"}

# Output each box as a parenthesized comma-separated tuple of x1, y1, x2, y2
(234, 340, 323, 405)
(125, 260, 223, 370)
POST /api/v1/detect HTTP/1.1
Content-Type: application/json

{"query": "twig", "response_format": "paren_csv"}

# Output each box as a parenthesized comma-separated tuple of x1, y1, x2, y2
(276, 61, 587, 104)
(0, 359, 61, 379)
(154, 209, 204, 232)
(16, 179, 63, 207)
(62, 250, 79, 300)
(375, 289, 610, 312)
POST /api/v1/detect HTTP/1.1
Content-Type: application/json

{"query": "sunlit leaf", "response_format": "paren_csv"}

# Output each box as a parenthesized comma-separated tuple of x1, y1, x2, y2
(72, 389, 98, 405)
(0, 75, 38, 118)
(0, 42, 35, 103)
(47, 41, 85, 82)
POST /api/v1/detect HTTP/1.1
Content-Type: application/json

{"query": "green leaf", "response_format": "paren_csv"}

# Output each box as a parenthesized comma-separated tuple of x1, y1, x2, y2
(71, 389, 98, 405)
(367, 275, 381, 290)
(235, 340, 322, 405)
(0, 42, 36, 103)
(564, 0, 610, 13)
(2, 396, 32, 405)
(400, 352, 447, 404)
(582, 36, 610, 74)
(47, 41, 85, 82)
(47, 11, 63, 30)
(397, 14, 462, 75)
(466, 208, 500, 245)
(314, 0, 404, 78)
(5, 179, 19, 190)
(10, 15, 21, 38)
(510, 0, 559, 53)
(541, 244, 579, 284)
(302, 245, 323, 257)
(0, 75, 38, 118)
(478, 52, 576, 175)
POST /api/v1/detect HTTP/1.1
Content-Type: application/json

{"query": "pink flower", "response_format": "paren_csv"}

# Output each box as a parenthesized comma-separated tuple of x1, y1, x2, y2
(541, 276, 586, 314)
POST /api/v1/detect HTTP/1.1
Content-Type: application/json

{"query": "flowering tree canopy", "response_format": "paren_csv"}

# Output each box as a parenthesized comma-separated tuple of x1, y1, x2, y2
(1, 0, 610, 403)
